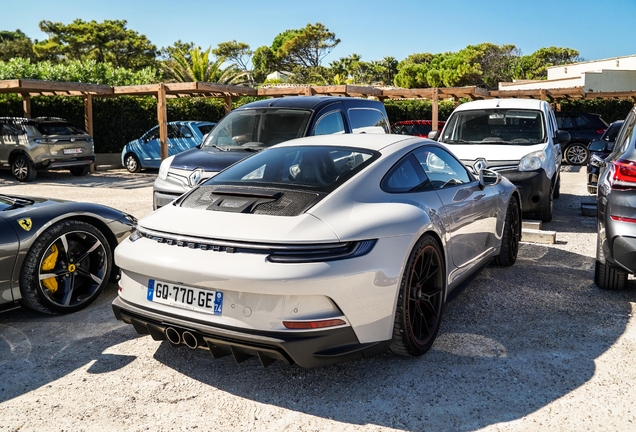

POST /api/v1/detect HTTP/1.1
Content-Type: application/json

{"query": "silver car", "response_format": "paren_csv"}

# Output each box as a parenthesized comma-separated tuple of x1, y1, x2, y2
(0, 117, 95, 182)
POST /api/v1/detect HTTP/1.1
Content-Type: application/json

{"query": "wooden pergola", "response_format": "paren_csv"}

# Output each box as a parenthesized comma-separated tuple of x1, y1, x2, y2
(2, 79, 636, 162)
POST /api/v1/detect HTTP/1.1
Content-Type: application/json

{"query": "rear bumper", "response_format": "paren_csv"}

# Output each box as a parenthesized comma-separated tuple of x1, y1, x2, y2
(112, 296, 390, 368)
(35, 156, 95, 170)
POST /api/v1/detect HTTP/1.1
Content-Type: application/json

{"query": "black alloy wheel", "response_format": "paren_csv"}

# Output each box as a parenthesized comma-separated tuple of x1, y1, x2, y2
(19, 220, 112, 314)
(494, 198, 520, 266)
(565, 143, 589, 165)
(391, 235, 445, 356)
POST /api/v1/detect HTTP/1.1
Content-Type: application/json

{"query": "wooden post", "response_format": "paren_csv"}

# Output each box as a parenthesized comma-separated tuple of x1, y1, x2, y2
(84, 94, 93, 136)
(21, 93, 31, 118)
(157, 83, 168, 160)
(556, 101, 562, 112)
(540, 89, 547, 101)
(431, 88, 439, 131)
(224, 95, 232, 115)
(84, 94, 95, 172)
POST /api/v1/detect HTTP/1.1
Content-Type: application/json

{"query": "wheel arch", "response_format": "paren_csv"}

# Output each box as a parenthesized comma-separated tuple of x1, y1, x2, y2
(9, 149, 33, 165)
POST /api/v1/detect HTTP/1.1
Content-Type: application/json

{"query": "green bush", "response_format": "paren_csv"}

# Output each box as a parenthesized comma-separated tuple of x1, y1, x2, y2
(384, 99, 459, 123)
(558, 99, 634, 123)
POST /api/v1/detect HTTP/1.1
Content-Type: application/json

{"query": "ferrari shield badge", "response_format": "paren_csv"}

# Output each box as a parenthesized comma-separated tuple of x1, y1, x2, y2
(18, 218, 32, 231)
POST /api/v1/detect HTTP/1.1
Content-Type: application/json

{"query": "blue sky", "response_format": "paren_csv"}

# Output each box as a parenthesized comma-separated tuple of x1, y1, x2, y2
(2, 0, 634, 65)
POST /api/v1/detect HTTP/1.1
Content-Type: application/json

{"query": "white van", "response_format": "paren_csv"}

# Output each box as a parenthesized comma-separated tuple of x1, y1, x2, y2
(430, 99, 569, 222)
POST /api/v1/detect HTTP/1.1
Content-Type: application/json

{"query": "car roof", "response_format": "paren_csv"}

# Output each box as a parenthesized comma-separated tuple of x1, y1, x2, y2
(237, 96, 382, 110)
(452, 98, 546, 111)
(273, 132, 423, 152)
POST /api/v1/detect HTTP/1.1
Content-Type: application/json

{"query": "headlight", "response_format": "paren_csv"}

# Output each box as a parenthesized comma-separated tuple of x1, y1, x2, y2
(518, 150, 546, 172)
(128, 229, 143, 242)
(158, 155, 175, 180)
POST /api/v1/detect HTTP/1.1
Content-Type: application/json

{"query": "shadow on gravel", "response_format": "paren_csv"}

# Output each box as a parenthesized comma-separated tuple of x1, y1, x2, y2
(0, 284, 139, 403)
(150, 246, 636, 432)
(0, 169, 156, 190)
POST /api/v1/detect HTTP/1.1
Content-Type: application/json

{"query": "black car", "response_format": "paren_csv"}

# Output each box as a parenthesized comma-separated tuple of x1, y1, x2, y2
(0, 194, 136, 314)
(587, 120, 624, 194)
(556, 111, 608, 165)
(594, 107, 636, 290)
(152, 96, 391, 209)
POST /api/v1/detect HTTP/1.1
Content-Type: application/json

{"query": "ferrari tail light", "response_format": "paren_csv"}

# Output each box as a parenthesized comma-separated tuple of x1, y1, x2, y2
(283, 319, 346, 329)
(610, 159, 636, 189)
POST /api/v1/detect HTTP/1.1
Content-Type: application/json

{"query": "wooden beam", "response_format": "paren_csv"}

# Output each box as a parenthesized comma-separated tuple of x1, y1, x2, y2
(0, 79, 112, 95)
(431, 88, 439, 131)
(157, 83, 168, 160)
(21, 93, 31, 118)
(84, 94, 93, 136)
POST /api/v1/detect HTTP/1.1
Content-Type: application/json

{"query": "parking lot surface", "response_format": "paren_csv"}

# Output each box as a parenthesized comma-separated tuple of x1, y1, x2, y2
(0, 167, 635, 432)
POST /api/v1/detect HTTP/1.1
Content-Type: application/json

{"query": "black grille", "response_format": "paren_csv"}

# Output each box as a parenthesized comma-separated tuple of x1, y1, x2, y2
(181, 185, 322, 216)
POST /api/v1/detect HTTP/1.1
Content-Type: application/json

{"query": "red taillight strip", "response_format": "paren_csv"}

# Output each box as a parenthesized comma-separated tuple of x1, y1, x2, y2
(610, 159, 636, 188)
(283, 319, 346, 329)
(610, 215, 636, 224)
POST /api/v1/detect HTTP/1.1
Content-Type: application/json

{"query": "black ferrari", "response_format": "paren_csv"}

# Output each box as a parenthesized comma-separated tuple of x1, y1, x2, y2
(0, 194, 136, 314)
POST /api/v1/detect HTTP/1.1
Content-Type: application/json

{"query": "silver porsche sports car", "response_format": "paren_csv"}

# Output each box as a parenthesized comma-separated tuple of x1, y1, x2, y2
(113, 134, 521, 367)
(0, 195, 136, 314)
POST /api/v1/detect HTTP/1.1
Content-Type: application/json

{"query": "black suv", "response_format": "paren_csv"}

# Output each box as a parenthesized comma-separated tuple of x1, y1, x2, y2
(555, 111, 608, 165)
(152, 96, 391, 209)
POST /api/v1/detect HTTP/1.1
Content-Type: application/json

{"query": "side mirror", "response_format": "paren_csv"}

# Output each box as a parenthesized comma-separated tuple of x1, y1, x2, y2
(479, 169, 502, 187)
(588, 140, 608, 152)
(555, 130, 571, 143)
(428, 130, 440, 140)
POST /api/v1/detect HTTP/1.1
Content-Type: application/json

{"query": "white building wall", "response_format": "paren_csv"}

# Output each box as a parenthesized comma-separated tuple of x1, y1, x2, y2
(548, 55, 636, 79)
(583, 70, 636, 92)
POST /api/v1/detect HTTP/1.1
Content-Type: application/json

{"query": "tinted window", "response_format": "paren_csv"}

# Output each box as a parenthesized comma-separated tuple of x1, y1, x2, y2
(314, 111, 345, 135)
(413, 146, 471, 189)
(382, 155, 429, 193)
(348, 108, 389, 134)
(197, 124, 216, 135)
(144, 126, 160, 141)
(203, 145, 378, 191)
(35, 122, 85, 135)
(203, 108, 312, 149)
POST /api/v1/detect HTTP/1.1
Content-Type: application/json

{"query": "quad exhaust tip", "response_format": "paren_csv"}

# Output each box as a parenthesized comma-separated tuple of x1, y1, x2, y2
(165, 327, 181, 345)
(182, 331, 199, 349)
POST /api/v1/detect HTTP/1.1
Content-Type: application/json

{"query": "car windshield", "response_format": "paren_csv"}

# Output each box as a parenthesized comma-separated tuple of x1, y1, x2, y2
(195, 145, 378, 192)
(201, 108, 312, 150)
(441, 109, 546, 145)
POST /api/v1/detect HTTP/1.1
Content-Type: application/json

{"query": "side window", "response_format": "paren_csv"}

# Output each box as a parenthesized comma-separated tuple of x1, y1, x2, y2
(413, 146, 471, 190)
(348, 108, 390, 134)
(144, 126, 160, 141)
(381, 155, 429, 193)
(167, 124, 181, 139)
(314, 111, 345, 135)
(180, 125, 193, 138)
(615, 111, 636, 155)
(574, 114, 589, 127)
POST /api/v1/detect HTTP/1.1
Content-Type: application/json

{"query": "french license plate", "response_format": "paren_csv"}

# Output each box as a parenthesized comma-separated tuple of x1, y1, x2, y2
(147, 279, 223, 315)
(63, 148, 83, 155)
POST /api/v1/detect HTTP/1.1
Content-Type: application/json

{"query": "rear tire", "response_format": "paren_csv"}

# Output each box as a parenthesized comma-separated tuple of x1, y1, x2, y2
(12, 154, 37, 182)
(494, 198, 520, 266)
(564, 143, 589, 165)
(390, 235, 445, 357)
(553, 173, 561, 199)
(70, 165, 90, 176)
(594, 260, 628, 290)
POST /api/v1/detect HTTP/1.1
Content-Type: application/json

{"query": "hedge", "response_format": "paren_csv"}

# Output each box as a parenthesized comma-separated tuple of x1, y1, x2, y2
(0, 95, 632, 153)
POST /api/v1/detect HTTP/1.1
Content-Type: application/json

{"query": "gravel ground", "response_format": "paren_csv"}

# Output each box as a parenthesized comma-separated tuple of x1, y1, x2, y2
(0, 166, 635, 432)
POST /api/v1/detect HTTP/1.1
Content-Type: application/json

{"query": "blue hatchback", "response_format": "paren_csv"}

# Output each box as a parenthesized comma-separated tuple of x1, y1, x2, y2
(122, 121, 216, 173)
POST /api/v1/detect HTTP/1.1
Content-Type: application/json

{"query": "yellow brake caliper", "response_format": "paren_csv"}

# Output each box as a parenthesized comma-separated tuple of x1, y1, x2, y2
(41, 244, 59, 293)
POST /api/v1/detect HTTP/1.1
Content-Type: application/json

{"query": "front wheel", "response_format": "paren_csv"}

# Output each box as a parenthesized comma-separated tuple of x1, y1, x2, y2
(564, 143, 589, 165)
(494, 198, 520, 266)
(12, 154, 37, 182)
(19, 220, 113, 314)
(124, 153, 141, 173)
(390, 235, 445, 357)
(537, 184, 554, 223)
